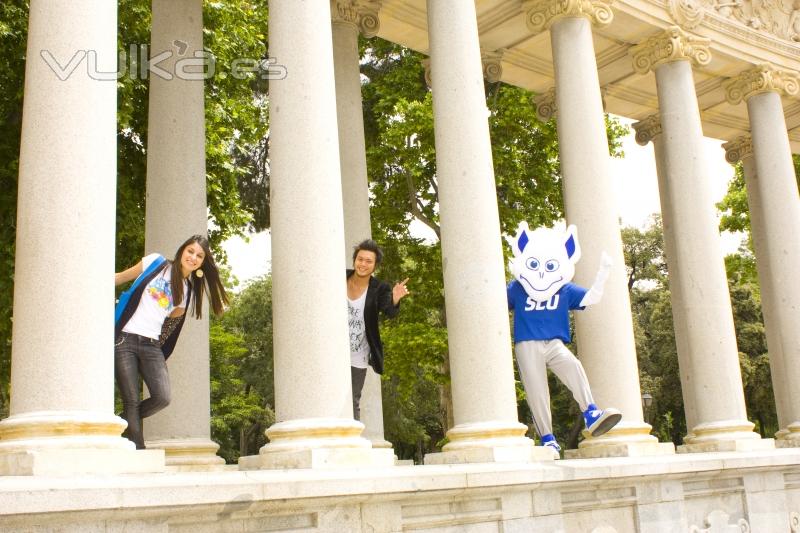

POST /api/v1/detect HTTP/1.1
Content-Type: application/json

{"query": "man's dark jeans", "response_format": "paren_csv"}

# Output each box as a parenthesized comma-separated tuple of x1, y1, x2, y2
(114, 332, 171, 449)
(351, 366, 368, 421)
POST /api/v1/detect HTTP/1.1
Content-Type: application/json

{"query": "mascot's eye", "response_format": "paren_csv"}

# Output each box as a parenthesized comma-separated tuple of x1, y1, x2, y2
(545, 260, 559, 272)
(525, 258, 540, 270)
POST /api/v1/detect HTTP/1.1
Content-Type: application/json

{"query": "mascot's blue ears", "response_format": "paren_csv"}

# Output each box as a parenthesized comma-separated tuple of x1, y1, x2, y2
(565, 234, 577, 259)
(517, 232, 529, 253)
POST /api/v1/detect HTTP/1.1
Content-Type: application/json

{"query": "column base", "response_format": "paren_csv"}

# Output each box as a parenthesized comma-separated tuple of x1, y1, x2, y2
(424, 444, 556, 464)
(369, 438, 394, 449)
(239, 446, 395, 470)
(677, 420, 774, 453)
(775, 423, 800, 448)
(145, 438, 226, 471)
(565, 422, 676, 459)
(238, 417, 393, 470)
(0, 411, 165, 476)
(0, 447, 165, 476)
(424, 421, 549, 464)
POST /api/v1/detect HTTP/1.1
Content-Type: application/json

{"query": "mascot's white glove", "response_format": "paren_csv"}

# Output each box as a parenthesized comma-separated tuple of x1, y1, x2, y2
(579, 251, 612, 307)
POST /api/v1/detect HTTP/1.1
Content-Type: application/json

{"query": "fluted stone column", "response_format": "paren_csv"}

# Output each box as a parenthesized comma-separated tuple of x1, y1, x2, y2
(331, 0, 392, 451)
(524, 0, 667, 458)
(0, 0, 163, 475)
(724, 65, 800, 447)
(239, 0, 392, 470)
(632, 115, 699, 439)
(630, 27, 771, 452)
(142, 0, 224, 470)
(423, 0, 546, 465)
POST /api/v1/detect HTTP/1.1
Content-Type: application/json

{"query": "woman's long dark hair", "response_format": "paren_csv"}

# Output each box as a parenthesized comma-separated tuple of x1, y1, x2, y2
(166, 235, 228, 318)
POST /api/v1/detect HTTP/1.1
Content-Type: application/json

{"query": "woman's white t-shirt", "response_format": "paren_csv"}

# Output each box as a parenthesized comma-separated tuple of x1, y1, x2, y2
(122, 253, 188, 340)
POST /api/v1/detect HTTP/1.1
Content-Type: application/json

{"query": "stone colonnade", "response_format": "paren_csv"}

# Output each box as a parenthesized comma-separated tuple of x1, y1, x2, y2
(631, 32, 798, 450)
(2, 0, 799, 476)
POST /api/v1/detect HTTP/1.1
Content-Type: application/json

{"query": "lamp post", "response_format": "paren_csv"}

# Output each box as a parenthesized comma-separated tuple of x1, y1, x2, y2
(641, 392, 653, 425)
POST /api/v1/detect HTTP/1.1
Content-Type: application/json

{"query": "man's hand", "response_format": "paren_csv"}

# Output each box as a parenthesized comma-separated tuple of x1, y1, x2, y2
(392, 278, 410, 305)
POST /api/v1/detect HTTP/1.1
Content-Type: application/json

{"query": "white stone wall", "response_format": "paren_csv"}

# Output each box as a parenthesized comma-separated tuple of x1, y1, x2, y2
(2, 450, 800, 532)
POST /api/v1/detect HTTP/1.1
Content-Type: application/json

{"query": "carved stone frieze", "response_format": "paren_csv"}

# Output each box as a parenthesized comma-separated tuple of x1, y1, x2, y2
(534, 87, 557, 121)
(331, 0, 381, 37)
(689, 509, 750, 533)
(722, 135, 753, 163)
(632, 114, 662, 145)
(522, 0, 614, 34)
(482, 51, 504, 83)
(791, 511, 800, 533)
(711, 0, 800, 42)
(669, 0, 706, 29)
(723, 63, 800, 104)
(630, 26, 712, 75)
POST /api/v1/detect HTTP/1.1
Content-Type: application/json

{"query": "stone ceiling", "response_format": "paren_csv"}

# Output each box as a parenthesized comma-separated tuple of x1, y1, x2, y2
(376, 0, 800, 151)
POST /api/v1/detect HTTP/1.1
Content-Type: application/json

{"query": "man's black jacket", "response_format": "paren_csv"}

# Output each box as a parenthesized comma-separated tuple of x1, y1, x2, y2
(346, 269, 400, 374)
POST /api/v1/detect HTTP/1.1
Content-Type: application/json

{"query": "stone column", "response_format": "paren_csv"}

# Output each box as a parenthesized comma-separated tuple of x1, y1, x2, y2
(724, 65, 800, 447)
(142, 0, 224, 470)
(331, 0, 392, 450)
(424, 0, 545, 465)
(632, 115, 699, 438)
(524, 0, 668, 458)
(630, 27, 771, 452)
(0, 0, 163, 475)
(239, 0, 392, 470)
(722, 136, 790, 442)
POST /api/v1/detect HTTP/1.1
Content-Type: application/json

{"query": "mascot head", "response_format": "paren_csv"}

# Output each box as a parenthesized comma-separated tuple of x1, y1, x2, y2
(508, 222, 581, 302)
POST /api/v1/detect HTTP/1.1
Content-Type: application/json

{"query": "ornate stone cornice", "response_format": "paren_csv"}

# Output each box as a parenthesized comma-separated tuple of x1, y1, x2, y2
(722, 135, 753, 164)
(482, 51, 504, 83)
(331, 0, 381, 37)
(534, 87, 557, 121)
(522, 0, 614, 35)
(629, 26, 711, 75)
(632, 114, 662, 146)
(723, 64, 800, 105)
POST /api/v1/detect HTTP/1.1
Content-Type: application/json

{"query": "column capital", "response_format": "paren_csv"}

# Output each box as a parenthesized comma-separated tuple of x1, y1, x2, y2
(481, 50, 504, 83)
(630, 26, 711, 75)
(330, 0, 381, 37)
(522, 0, 614, 34)
(631, 114, 662, 146)
(723, 64, 800, 106)
(722, 135, 753, 164)
(534, 87, 557, 121)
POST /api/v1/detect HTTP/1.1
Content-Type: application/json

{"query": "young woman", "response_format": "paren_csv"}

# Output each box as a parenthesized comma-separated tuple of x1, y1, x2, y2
(113, 235, 228, 449)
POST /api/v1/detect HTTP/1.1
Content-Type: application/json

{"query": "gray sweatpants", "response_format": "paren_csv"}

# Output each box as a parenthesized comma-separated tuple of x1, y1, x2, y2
(515, 339, 594, 438)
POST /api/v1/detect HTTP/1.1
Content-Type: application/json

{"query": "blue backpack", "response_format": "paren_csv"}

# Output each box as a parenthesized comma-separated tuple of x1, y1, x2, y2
(114, 256, 168, 326)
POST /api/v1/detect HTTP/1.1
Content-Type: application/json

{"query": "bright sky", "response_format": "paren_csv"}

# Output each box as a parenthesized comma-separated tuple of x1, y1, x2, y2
(222, 115, 743, 287)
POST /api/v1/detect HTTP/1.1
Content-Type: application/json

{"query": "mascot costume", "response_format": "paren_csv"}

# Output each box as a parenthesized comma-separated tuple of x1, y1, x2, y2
(507, 222, 622, 456)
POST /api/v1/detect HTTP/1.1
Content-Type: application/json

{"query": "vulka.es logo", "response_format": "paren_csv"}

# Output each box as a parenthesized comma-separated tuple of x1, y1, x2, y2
(39, 42, 287, 82)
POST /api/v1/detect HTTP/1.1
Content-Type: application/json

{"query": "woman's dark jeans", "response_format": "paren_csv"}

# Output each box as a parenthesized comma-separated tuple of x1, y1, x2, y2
(114, 332, 171, 449)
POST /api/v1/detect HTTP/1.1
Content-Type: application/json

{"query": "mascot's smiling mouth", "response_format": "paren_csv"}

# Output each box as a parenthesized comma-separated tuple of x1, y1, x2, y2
(520, 274, 563, 294)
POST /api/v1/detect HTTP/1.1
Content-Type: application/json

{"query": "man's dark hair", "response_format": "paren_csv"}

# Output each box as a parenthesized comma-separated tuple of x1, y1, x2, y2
(352, 239, 383, 265)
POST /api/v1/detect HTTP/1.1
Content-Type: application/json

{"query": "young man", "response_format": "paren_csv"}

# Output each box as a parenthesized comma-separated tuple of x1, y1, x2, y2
(346, 239, 410, 420)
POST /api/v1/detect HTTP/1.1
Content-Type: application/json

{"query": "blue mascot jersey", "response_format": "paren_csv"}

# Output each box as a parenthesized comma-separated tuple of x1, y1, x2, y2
(507, 281, 588, 344)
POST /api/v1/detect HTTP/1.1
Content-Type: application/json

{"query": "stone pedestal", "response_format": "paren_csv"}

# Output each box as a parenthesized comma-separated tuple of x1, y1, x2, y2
(0, 0, 162, 475)
(143, 0, 224, 470)
(424, 0, 539, 464)
(630, 28, 769, 452)
(525, 1, 659, 456)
